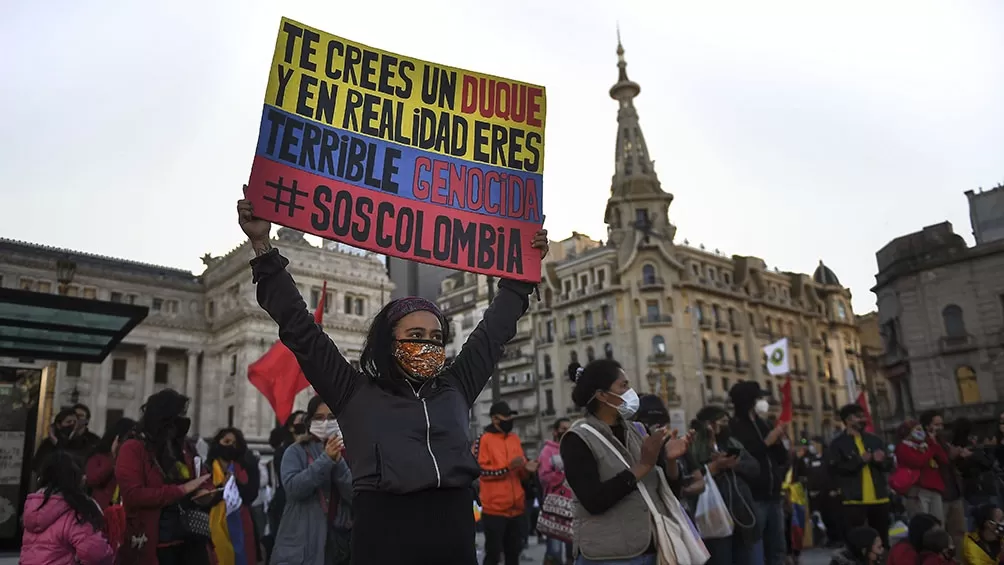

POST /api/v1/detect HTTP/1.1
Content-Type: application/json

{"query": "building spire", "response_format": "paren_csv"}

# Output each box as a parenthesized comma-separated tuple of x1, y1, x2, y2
(609, 33, 655, 188)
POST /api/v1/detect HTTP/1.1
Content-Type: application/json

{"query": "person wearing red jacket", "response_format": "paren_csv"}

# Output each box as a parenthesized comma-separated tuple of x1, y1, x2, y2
(86, 418, 137, 510)
(895, 419, 948, 520)
(115, 390, 213, 565)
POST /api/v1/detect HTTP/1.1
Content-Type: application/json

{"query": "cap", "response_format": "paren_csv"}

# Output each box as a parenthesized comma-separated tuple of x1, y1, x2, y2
(635, 395, 669, 424)
(728, 380, 770, 403)
(489, 401, 518, 417)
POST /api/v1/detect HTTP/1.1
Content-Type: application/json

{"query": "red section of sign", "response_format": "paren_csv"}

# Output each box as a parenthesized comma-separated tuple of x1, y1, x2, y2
(247, 156, 542, 282)
(778, 377, 793, 425)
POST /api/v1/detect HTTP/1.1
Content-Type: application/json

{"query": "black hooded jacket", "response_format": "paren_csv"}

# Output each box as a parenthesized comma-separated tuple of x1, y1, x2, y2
(252, 248, 534, 495)
(728, 388, 789, 501)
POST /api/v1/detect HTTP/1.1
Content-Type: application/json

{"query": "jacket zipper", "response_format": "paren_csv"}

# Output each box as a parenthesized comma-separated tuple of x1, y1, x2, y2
(412, 381, 442, 488)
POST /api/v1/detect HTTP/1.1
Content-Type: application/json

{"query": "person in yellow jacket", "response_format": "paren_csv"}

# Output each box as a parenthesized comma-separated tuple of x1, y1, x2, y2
(962, 504, 1004, 565)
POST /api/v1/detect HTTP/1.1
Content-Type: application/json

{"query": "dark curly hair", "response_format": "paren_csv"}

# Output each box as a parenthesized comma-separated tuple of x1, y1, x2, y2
(37, 450, 103, 530)
(208, 427, 248, 464)
(571, 359, 622, 413)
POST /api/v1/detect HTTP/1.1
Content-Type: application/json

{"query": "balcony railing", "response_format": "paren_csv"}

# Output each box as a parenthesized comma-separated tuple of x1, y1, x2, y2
(735, 361, 750, 373)
(597, 322, 613, 335)
(536, 335, 555, 346)
(699, 319, 712, 330)
(563, 333, 577, 344)
(637, 278, 665, 291)
(582, 327, 595, 338)
(715, 321, 728, 333)
(640, 315, 673, 327)
(648, 353, 675, 365)
(939, 335, 977, 355)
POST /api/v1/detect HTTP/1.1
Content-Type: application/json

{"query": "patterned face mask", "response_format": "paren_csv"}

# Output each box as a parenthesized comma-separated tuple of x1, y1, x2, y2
(393, 340, 446, 380)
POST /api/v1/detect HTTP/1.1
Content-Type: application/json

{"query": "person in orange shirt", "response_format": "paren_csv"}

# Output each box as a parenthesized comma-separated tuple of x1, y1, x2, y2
(475, 401, 539, 565)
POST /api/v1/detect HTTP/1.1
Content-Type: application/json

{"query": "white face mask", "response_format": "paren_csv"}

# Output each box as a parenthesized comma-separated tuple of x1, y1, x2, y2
(754, 399, 770, 415)
(609, 388, 640, 419)
(310, 420, 341, 441)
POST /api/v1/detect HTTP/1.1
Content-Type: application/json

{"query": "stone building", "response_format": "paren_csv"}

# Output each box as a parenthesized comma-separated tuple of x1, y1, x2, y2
(873, 218, 1004, 434)
(856, 312, 897, 438)
(439, 40, 866, 449)
(0, 228, 392, 441)
(966, 183, 1004, 245)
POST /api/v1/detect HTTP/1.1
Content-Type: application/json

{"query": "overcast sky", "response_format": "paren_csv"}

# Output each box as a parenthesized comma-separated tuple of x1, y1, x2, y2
(1, 1, 1001, 314)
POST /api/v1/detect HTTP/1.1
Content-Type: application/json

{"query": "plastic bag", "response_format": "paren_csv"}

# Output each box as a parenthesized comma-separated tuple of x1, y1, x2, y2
(694, 469, 734, 540)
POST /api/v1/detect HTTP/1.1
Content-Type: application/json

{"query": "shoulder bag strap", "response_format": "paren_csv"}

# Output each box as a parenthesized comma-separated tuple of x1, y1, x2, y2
(578, 424, 662, 517)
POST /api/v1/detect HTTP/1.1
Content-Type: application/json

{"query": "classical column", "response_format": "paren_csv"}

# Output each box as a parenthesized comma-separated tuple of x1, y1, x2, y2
(141, 346, 159, 408)
(92, 357, 114, 433)
(185, 350, 200, 428)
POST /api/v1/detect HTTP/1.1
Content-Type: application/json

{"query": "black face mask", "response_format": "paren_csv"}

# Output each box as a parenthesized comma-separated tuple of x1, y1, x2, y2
(498, 419, 514, 433)
(216, 445, 241, 461)
(56, 425, 75, 440)
(173, 417, 191, 437)
(292, 423, 307, 436)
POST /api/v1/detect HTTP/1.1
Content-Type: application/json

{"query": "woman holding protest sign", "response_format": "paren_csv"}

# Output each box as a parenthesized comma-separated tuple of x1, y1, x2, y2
(237, 188, 547, 565)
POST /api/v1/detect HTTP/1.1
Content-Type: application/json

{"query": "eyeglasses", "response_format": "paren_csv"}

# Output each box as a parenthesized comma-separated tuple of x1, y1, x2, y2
(311, 414, 337, 422)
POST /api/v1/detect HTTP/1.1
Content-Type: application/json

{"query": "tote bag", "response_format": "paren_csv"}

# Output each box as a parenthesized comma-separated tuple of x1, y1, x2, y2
(579, 424, 710, 565)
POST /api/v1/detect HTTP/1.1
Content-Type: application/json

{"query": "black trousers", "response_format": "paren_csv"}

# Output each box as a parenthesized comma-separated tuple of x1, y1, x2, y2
(482, 513, 524, 565)
(843, 502, 890, 548)
(352, 487, 477, 565)
(810, 493, 844, 545)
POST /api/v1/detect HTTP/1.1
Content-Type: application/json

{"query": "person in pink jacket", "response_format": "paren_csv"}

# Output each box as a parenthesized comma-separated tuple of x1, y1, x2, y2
(538, 418, 572, 565)
(21, 450, 114, 565)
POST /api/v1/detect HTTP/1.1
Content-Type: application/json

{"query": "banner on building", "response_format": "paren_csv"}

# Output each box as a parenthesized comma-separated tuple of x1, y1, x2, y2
(245, 18, 547, 282)
(763, 338, 790, 376)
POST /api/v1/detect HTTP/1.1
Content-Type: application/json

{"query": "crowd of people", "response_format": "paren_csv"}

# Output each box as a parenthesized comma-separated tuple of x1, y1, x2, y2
(16, 196, 1004, 565)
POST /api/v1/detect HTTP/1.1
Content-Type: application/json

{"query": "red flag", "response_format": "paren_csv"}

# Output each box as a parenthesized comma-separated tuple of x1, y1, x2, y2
(778, 376, 793, 425)
(857, 391, 874, 433)
(248, 281, 327, 423)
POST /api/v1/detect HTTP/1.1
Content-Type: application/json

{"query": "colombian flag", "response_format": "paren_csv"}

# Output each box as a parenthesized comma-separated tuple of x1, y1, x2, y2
(784, 468, 809, 551)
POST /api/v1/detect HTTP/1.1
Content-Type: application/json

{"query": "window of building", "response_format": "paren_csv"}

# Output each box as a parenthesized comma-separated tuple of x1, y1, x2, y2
(112, 359, 127, 381)
(705, 375, 713, 391)
(942, 305, 966, 338)
(230, 354, 237, 376)
(646, 300, 660, 320)
(543, 355, 552, 377)
(344, 295, 353, 314)
(567, 315, 577, 336)
(207, 301, 215, 318)
(653, 336, 666, 355)
(19, 278, 33, 290)
(717, 342, 725, 361)
(702, 339, 710, 359)
(584, 311, 594, 331)
(798, 386, 805, 404)
(722, 377, 730, 392)
(105, 409, 125, 429)
(545, 389, 554, 412)
(831, 393, 838, 409)
(39, 282, 54, 293)
(83, 288, 97, 300)
(586, 346, 595, 362)
(708, 268, 716, 281)
(712, 305, 721, 324)
(580, 274, 588, 289)
(956, 366, 980, 404)
(545, 319, 554, 340)
(66, 361, 82, 378)
(836, 301, 847, 320)
(228, 406, 235, 427)
(563, 280, 572, 294)
(604, 343, 614, 360)
(635, 208, 649, 226)
(695, 303, 704, 323)
(601, 305, 611, 327)
(154, 362, 169, 384)
(166, 299, 178, 314)
(724, 273, 731, 285)
(692, 264, 700, 276)
(827, 361, 833, 379)
(733, 344, 742, 363)
(126, 294, 137, 304)
(152, 298, 163, 311)
(642, 264, 657, 285)
(311, 288, 321, 309)
(765, 316, 772, 334)
(353, 298, 364, 316)
(110, 292, 123, 303)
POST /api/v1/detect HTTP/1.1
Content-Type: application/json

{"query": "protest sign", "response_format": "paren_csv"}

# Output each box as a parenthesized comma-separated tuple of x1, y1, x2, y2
(246, 18, 547, 282)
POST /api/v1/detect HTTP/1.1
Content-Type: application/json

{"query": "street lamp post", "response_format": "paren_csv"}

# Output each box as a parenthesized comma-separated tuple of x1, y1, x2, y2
(56, 256, 76, 296)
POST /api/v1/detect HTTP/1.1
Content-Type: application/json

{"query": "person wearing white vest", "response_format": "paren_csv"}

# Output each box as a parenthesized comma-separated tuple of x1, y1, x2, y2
(560, 359, 694, 565)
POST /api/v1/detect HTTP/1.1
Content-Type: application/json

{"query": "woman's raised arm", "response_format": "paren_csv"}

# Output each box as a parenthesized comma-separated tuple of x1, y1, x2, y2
(240, 195, 360, 415)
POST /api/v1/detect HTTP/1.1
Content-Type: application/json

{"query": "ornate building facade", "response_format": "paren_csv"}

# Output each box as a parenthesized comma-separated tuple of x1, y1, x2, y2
(440, 41, 866, 450)
(0, 228, 392, 441)
(874, 218, 1004, 435)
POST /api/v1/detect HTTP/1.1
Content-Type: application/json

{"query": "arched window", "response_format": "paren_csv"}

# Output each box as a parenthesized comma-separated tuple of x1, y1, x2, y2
(642, 264, 657, 285)
(586, 346, 595, 362)
(733, 344, 742, 363)
(604, 343, 614, 360)
(544, 287, 553, 308)
(942, 305, 966, 338)
(717, 342, 725, 361)
(652, 335, 666, 355)
(956, 366, 980, 404)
